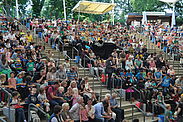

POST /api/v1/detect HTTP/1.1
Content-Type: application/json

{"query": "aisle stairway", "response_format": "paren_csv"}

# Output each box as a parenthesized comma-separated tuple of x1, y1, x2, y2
(37, 38, 144, 121)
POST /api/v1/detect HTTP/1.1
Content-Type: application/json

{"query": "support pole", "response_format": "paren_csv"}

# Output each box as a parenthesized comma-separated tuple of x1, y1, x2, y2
(16, 0, 19, 19)
(63, 0, 67, 21)
(171, 3, 176, 28)
(112, 0, 114, 25)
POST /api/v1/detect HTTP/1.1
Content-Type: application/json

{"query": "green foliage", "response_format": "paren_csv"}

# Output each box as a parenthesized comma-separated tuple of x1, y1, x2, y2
(32, 0, 46, 17)
(42, 0, 79, 19)
(176, 17, 183, 26)
(176, 0, 183, 17)
(130, 0, 165, 12)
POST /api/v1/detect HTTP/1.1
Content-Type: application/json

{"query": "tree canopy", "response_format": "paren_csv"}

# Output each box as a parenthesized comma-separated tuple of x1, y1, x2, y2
(0, 0, 182, 25)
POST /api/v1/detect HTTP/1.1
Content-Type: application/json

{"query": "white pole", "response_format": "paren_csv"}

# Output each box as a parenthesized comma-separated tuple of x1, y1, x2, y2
(112, 0, 114, 25)
(16, 0, 19, 19)
(171, 3, 176, 28)
(63, 0, 67, 21)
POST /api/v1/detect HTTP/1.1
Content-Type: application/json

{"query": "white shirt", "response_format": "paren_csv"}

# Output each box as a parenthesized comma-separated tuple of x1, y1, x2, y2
(3, 35, 9, 41)
(8, 33, 16, 40)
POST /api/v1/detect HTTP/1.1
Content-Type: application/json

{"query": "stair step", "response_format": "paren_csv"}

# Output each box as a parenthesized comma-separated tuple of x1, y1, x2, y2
(125, 112, 143, 120)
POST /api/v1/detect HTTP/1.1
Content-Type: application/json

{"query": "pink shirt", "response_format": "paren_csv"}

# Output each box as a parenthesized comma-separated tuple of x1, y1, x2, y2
(72, 94, 79, 105)
(8, 78, 16, 89)
(149, 61, 156, 68)
(79, 109, 88, 121)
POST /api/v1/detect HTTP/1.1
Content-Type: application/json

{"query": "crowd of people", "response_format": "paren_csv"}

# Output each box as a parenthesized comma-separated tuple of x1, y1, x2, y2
(0, 17, 125, 122)
(143, 23, 183, 61)
(0, 15, 183, 122)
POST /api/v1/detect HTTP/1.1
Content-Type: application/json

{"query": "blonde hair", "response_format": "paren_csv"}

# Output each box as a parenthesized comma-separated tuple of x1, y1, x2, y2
(62, 103, 69, 110)
(72, 88, 78, 94)
(105, 93, 111, 99)
(0, 74, 6, 82)
(165, 104, 171, 109)
(112, 93, 117, 97)
(58, 87, 64, 92)
(70, 81, 77, 88)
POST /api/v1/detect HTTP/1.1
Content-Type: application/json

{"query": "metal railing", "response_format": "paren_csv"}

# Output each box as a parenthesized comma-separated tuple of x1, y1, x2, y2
(28, 103, 48, 122)
(92, 75, 104, 101)
(0, 118, 6, 122)
(0, 87, 12, 120)
(131, 86, 142, 102)
(72, 47, 79, 59)
(83, 55, 92, 77)
(131, 103, 154, 122)
(64, 53, 72, 66)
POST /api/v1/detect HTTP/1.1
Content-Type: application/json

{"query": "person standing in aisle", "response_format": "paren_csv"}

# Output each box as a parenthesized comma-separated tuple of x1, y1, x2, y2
(105, 55, 116, 90)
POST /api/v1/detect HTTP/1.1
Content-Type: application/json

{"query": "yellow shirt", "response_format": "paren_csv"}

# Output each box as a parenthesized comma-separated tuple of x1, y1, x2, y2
(26, 35, 33, 42)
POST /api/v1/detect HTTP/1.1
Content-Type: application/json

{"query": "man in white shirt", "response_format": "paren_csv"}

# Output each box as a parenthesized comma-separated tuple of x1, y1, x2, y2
(69, 97, 84, 122)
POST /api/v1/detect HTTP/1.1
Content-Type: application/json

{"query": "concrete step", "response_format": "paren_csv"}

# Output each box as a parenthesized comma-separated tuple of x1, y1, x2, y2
(125, 111, 143, 120)
(124, 108, 138, 115)
(79, 73, 90, 77)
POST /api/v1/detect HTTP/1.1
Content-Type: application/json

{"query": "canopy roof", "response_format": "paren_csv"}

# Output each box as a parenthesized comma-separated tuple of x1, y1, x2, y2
(159, 0, 179, 3)
(72, 1, 116, 15)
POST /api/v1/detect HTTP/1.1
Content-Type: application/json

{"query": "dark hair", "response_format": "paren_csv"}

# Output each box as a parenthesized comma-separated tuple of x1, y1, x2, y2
(10, 72, 15, 75)
(54, 81, 60, 85)
(12, 91, 19, 97)
(39, 88, 44, 94)
(25, 76, 32, 82)
(53, 105, 62, 114)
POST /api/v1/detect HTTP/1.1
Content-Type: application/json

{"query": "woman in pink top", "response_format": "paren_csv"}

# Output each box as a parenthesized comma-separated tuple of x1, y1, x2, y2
(8, 72, 16, 90)
(149, 58, 156, 71)
(79, 103, 88, 122)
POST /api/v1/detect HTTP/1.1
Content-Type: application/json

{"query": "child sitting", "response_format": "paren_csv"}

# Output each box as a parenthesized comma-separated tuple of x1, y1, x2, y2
(37, 88, 50, 112)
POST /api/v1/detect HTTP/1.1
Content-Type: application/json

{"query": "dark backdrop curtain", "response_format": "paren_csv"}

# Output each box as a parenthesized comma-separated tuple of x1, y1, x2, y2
(92, 43, 117, 60)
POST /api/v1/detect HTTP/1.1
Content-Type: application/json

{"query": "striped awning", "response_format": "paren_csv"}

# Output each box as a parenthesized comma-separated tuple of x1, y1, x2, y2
(72, 1, 116, 15)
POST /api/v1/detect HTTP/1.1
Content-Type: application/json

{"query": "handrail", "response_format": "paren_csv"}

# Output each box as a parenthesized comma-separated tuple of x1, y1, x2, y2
(0, 87, 12, 121)
(112, 88, 123, 108)
(28, 103, 48, 122)
(58, 38, 64, 52)
(132, 103, 154, 122)
(110, 73, 124, 107)
(83, 54, 92, 77)
(72, 47, 79, 59)
(0, 118, 6, 122)
(64, 53, 72, 67)
(154, 101, 167, 112)
(131, 86, 142, 101)
(92, 73, 103, 101)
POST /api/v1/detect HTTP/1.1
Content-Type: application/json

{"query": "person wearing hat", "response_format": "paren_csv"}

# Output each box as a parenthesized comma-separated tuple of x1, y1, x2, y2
(105, 55, 116, 90)
(15, 59, 22, 73)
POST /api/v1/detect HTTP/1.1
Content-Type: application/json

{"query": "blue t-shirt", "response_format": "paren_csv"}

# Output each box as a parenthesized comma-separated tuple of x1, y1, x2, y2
(120, 72, 125, 77)
(126, 72, 133, 78)
(16, 77, 23, 84)
(135, 73, 144, 80)
(154, 72, 162, 79)
(161, 78, 171, 87)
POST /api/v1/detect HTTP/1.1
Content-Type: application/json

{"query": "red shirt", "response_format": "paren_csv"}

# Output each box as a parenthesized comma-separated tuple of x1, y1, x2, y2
(47, 86, 57, 100)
